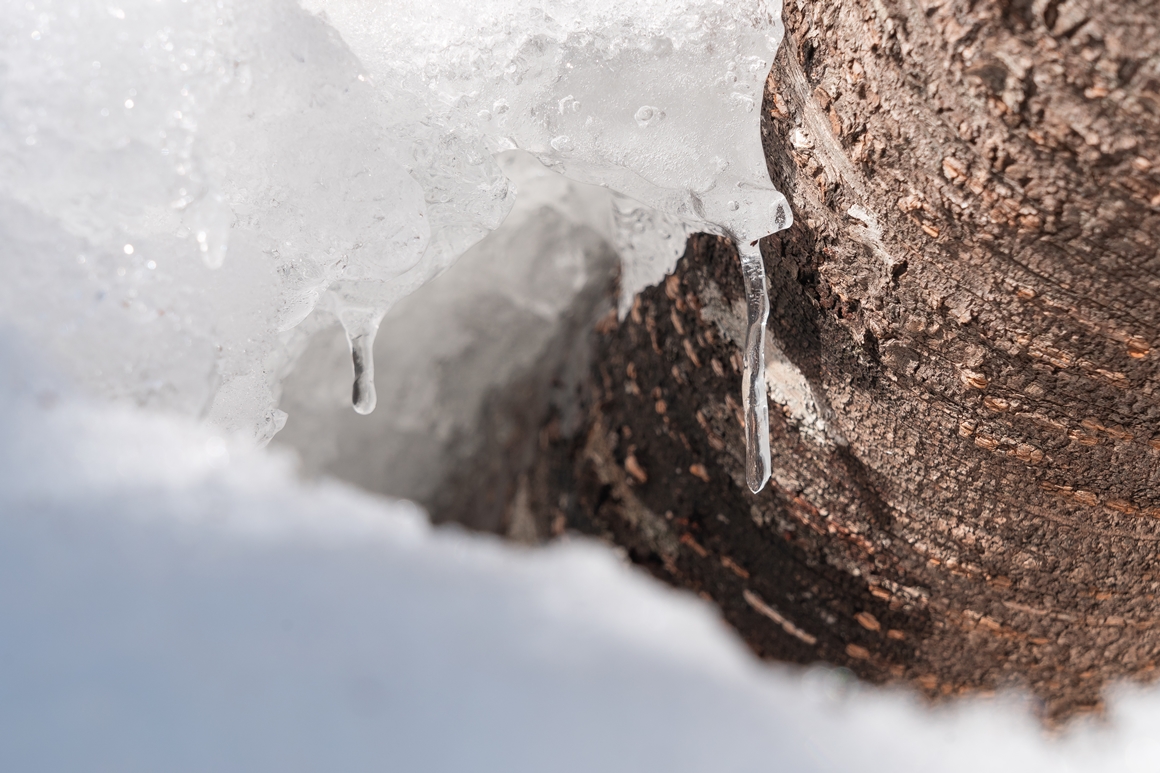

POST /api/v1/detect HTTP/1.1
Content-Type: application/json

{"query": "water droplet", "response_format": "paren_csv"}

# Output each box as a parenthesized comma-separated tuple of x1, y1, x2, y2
(550, 135, 573, 152)
(124, 99, 134, 109)
(727, 200, 740, 211)
(123, 244, 134, 255)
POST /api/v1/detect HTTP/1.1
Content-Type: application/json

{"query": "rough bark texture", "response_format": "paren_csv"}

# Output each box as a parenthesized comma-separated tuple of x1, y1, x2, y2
(525, 0, 1160, 722)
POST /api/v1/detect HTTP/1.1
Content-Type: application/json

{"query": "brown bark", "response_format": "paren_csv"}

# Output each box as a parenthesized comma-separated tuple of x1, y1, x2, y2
(529, 0, 1160, 721)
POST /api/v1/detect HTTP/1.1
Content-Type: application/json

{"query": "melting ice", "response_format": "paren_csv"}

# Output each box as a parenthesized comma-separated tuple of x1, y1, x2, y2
(0, 0, 790, 491)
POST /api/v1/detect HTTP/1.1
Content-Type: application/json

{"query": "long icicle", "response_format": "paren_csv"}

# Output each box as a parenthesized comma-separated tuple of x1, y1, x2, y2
(738, 240, 771, 493)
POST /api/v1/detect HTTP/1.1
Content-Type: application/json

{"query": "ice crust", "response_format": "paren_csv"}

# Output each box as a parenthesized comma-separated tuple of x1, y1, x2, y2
(1, 0, 789, 482)
(2, 0, 458, 439)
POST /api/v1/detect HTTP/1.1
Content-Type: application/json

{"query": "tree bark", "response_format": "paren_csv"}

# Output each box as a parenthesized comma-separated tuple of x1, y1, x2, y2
(530, 0, 1160, 721)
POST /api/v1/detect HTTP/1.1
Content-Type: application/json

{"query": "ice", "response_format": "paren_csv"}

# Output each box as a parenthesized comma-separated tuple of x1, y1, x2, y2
(275, 152, 787, 510)
(275, 151, 623, 527)
(738, 201, 788, 492)
(739, 241, 773, 493)
(1, 0, 789, 462)
(10, 3, 1160, 764)
(305, 0, 789, 235)
(309, 0, 793, 441)
(610, 195, 695, 319)
(340, 308, 381, 415)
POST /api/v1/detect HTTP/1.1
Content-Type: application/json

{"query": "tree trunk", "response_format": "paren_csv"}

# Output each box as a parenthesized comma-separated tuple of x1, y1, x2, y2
(529, 0, 1160, 722)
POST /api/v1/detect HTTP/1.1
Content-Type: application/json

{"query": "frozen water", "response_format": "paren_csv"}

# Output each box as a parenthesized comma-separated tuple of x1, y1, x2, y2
(1, 0, 790, 464)
(9, 3, 1160, 766)
(308, 0, 792, 450)
(739, 241, 773, 493)
(304, 0, 790, 238)
(340, 308, 381, 415)
(0, 0, 505, 439)
(275, 150, 622, 528)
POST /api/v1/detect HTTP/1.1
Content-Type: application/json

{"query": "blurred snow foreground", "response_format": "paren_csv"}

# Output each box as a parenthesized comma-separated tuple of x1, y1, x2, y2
(3, 0, 1160, 769)
(2, 340, 1160, 771)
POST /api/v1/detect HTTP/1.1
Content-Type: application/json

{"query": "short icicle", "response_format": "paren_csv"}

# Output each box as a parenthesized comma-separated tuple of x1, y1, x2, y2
(350, 333, 376, 415)
(339, 308, 383, 415)
(738, 240, 771, 493)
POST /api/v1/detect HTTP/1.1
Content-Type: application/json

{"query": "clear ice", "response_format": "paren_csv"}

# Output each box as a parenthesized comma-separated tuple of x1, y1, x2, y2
(340, 308, 382, 415)
(739, 241, 773, 494)
(1, 0, 791, 488)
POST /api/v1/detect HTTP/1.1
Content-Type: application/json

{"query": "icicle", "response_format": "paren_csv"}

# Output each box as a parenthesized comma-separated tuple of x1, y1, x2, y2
(738, 240, 771, 493)
(339, 309, 383, 415)
(735, 203, 788, 494)
(349, 333, 376, 415)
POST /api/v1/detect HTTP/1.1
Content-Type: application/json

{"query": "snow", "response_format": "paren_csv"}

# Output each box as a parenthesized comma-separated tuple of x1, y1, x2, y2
(4, 332, 1160, 771)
